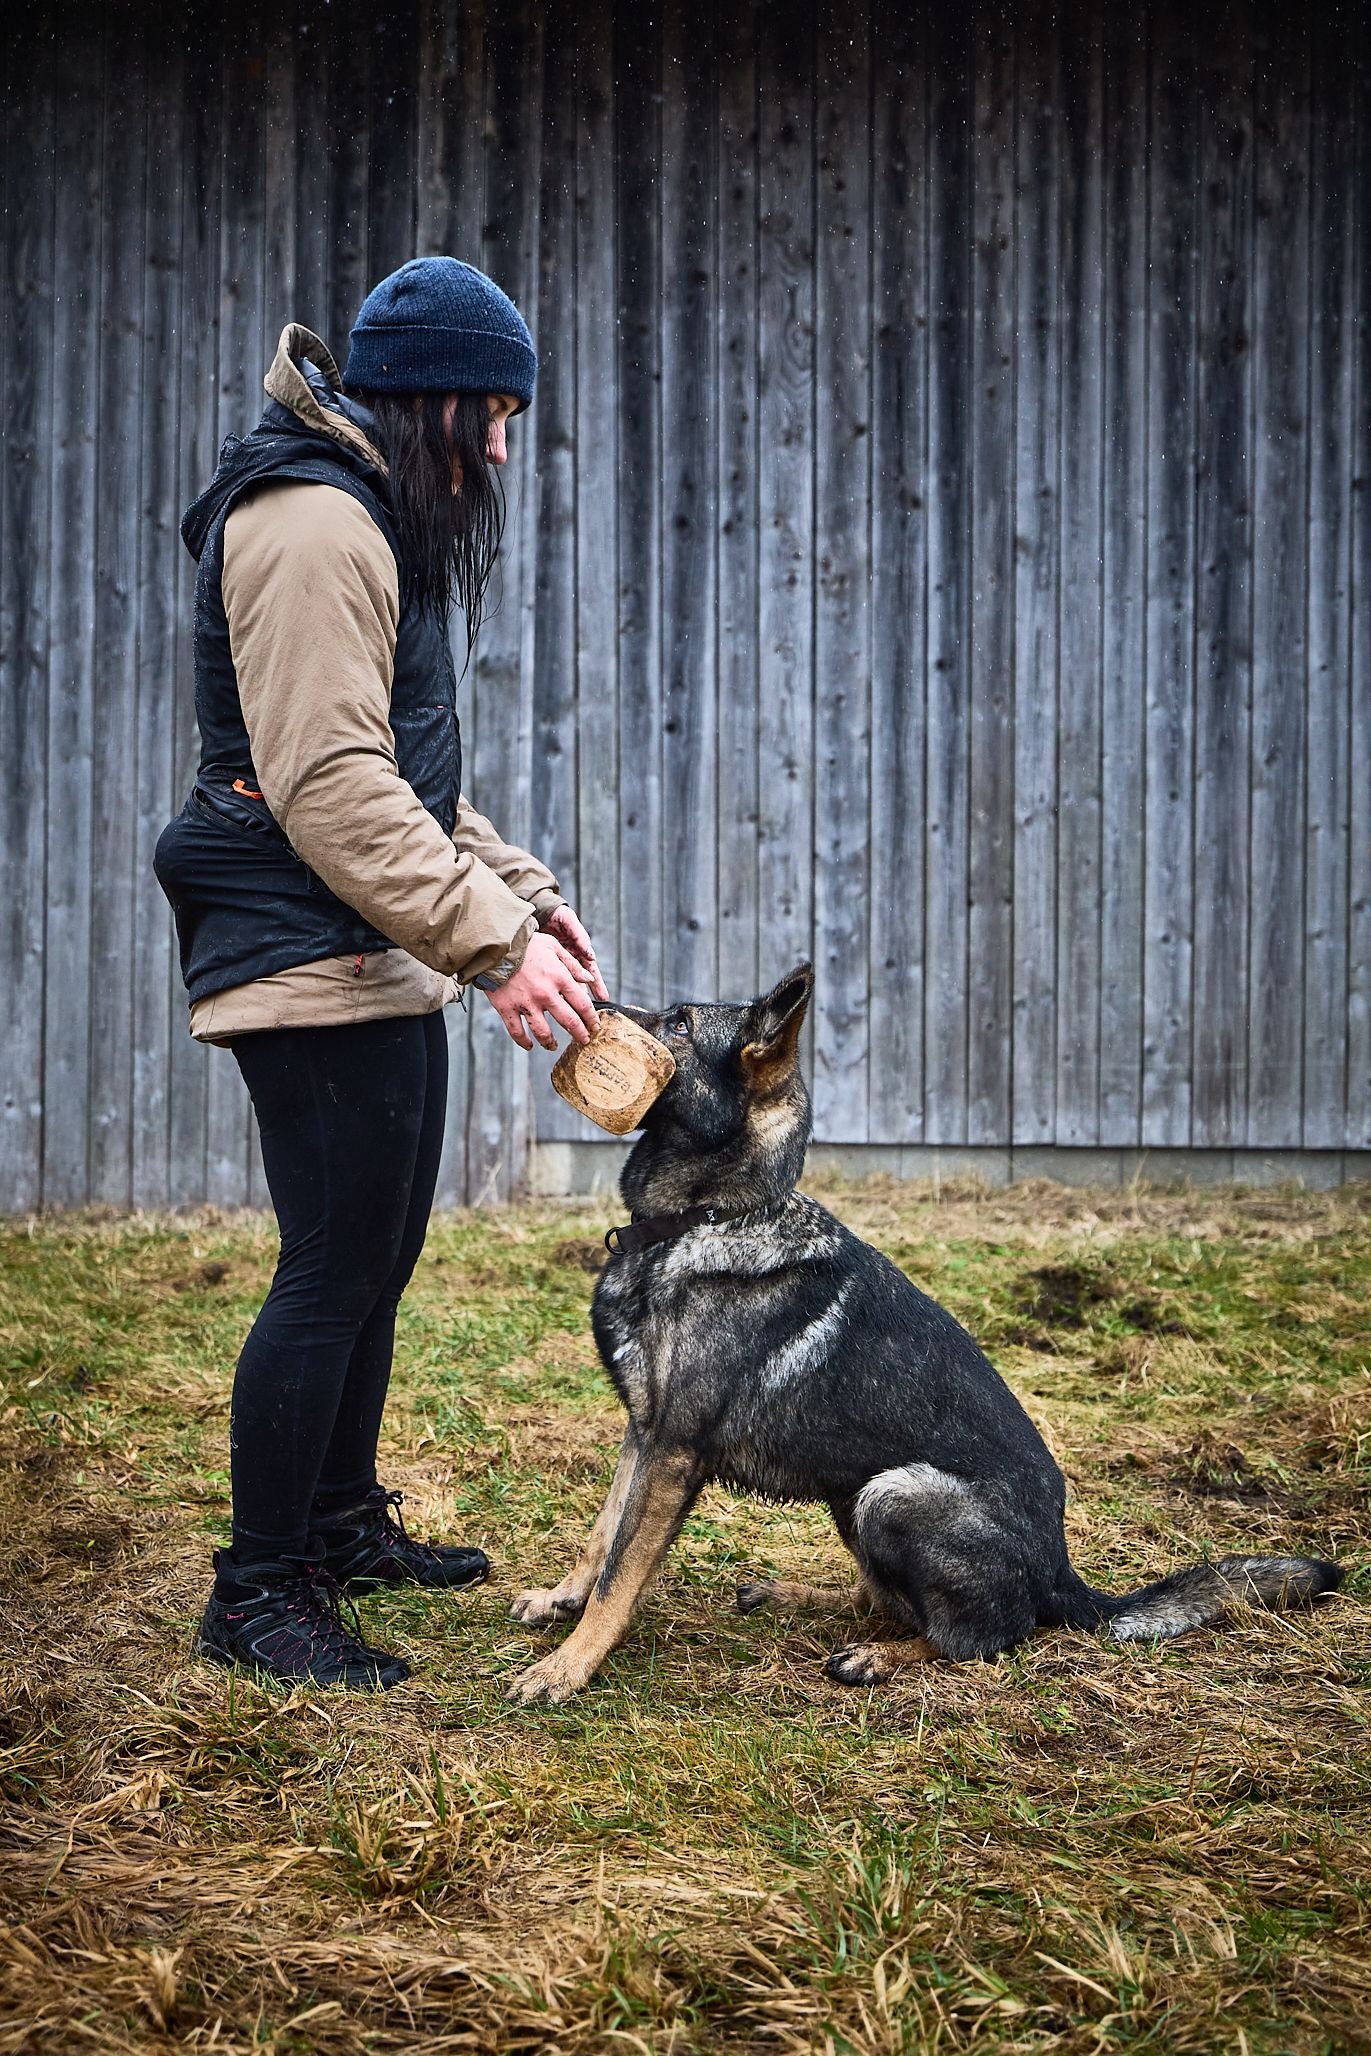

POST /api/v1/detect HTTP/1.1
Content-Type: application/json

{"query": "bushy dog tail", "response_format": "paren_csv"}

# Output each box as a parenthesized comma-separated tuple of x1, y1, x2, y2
(1067, 1554, 1343, 1642)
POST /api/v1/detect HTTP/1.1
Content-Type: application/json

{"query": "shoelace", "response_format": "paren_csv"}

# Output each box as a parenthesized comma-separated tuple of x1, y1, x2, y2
(374, 1489, 441, 1569)
(282, 1562, 367, 1658)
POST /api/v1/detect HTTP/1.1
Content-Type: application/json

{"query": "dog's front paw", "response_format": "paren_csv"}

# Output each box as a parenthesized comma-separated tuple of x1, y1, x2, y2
(736, 1579, 776, 1615)
(505, 1652, 592, 1706)
(827, 1641, 898, 1687)
(509, 1587, 585, 1628)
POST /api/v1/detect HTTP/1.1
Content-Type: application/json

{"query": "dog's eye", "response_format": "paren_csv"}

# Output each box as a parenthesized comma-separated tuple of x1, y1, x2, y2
(669, 1014, 689, 1036)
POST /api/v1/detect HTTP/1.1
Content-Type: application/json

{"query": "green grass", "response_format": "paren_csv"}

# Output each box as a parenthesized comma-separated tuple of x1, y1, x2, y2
(1, 1176, 1368, 2053)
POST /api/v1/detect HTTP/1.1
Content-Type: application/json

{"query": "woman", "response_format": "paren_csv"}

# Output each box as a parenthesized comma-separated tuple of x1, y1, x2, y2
(155, 258, 607, 1689)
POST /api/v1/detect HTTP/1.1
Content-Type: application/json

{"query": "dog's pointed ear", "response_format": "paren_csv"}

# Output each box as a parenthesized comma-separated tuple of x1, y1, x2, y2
(742, 963, 813, 1084)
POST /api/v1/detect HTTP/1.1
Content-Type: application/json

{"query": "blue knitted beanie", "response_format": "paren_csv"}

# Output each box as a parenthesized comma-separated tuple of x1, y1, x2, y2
(344, 257, 537, 411)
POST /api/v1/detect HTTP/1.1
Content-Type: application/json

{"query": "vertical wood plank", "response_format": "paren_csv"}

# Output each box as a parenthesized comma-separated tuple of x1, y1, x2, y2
(1141, 1, 1197, 1148)
(42, 11, 104, 1207)
(1011, 4, 1061, 1145)
(1348, 12, 1371, 1148)
(923, 4, 973, 1144)
(614, 0, 664, 1012)
(1246, 7, 1311, 1145)
(575, 0, 620, 998)
(293, 0, 331, 332)
(327, 5, 371, 357)
(507, 1, 547, 1193)
(1054, 0, 1105, 1146)
(813, 1, 871, 1140)
(0, 9, 54, 1211)
(755, 0, 816, 1036)
(420, 0, 488, 1206)
(661, 0, 719, 1011)
(131, 11, 184, 1211)
(967, 11, 1016, 1146)
(1190, 0, 1252, 1148)
(207, 6, 268, 1205)
(1301, 11, 1355, 1148)
(89, 12, 149, 1207)
(467, 0, 545, 1203)
(367, 5, 418, 281)
(246, 7, 300, 1213)
(715, 0, 761, 1004)
(1098, 2, 1149, 1143)
(416, 0, 485, 264)
(261, 11, 298, 357)
(525, 0, 580, 1143)
(167, 11, 225, 1205)
(868, 0, 928, 1145)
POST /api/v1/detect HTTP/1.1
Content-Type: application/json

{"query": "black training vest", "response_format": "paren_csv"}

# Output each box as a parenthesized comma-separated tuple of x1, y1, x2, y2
(154, 404, 462, 1006)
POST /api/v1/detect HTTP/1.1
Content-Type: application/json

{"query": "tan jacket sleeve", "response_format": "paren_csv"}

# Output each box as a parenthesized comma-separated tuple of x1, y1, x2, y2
(221, 481, 537, 985)
(452, 794, 564, 921)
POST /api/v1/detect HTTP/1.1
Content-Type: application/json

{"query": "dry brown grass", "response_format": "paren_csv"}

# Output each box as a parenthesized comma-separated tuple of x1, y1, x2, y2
(0, 1178, 1368, 2052)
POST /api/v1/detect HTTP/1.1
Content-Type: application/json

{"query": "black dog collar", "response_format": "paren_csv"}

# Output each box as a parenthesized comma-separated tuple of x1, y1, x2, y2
(604, 1203, 757, 1258)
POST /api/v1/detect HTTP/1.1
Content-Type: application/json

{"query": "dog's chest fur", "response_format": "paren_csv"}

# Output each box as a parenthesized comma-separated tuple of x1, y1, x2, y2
(590, 1198, 862, 1501)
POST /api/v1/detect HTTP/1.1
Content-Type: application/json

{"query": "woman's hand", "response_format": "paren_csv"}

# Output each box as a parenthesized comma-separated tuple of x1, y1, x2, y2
(540, 905, 610, 1003)
(486, 931, 601, 1051)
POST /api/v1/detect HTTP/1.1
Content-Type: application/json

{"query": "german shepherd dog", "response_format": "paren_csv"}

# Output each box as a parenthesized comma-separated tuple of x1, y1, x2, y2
(506, 966, 1342, 1705)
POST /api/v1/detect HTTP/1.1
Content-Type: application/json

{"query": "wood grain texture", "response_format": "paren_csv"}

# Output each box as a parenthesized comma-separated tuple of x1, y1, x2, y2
(3, 0, 1369, 1206)
(246, 5, 302, 1214)
(366, 8, 417, 281)
(867, 0, 927, 1144)
(923, 3, 974, 1143)
(1053, 0, 1104, 1146)
(714, 1, 761, 1005)
(325, 7, 370, 367)
(613, 0, 664, 1018)
(661, 0, 719, 1012)
(206, 7, 267, 1205)
(1011, 4, 1061, 1146)
(89, 11, 148, 1206)
(813, 2, 871, 1140)
(131, 16, 184, 1209)
(41, 12, 104, 1207)
(166, 13, 224, 1207)
(1349, 9, 1371, 1150)
(1190, 2, 1252, 1149)
(574, 0, 620, 1004)
(967, 11, 1016, 1146)
(526, 0, 580, 1147)
(1301, 11, 1355, 1149)
(1097, 3, 1149, 1144)
(1141, 0, 1197, 1148)
(755, 0, 816, 1055)
(419, 0, 488, 1207)
(1246, 7, 1311, 1146)
(466, 0, 545, 1202)
(292, 0, 331, 330)
(0, 9, 55, 1211)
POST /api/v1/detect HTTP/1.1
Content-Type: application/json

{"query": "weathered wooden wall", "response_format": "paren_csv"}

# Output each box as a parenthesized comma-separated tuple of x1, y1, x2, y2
(2, 0, 1368, 1209)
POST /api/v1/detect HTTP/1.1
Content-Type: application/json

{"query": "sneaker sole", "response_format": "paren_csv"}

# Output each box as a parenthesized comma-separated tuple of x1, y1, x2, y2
(342, 1560, 492, 1596)
(194, 1632, 408, 1692)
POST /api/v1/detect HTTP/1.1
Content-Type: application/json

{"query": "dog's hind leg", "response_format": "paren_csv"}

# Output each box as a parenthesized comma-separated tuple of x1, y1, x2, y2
(506, 1448, 701, 1705)
(736, 1576, 873, 1616)
(510, 1430, 640, 1628)
(824, 1463, 1038, 1686)
(826, 1636, 941, 1685)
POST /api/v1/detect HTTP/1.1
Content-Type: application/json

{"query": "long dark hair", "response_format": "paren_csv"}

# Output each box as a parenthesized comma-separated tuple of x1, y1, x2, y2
(344, 387, 506, 642)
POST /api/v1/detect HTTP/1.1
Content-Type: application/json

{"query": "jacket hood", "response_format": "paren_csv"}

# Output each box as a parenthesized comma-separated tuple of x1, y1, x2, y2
(180, 324, 389, 562)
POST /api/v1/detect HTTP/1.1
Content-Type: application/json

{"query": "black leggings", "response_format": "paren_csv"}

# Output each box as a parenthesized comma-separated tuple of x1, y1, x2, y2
(226, 1010, 448, 1566)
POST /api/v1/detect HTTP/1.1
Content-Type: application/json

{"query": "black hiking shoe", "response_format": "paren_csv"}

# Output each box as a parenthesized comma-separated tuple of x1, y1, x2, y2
(314, 1485, 490, 1594)
(196, 1550, 410, 1690)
